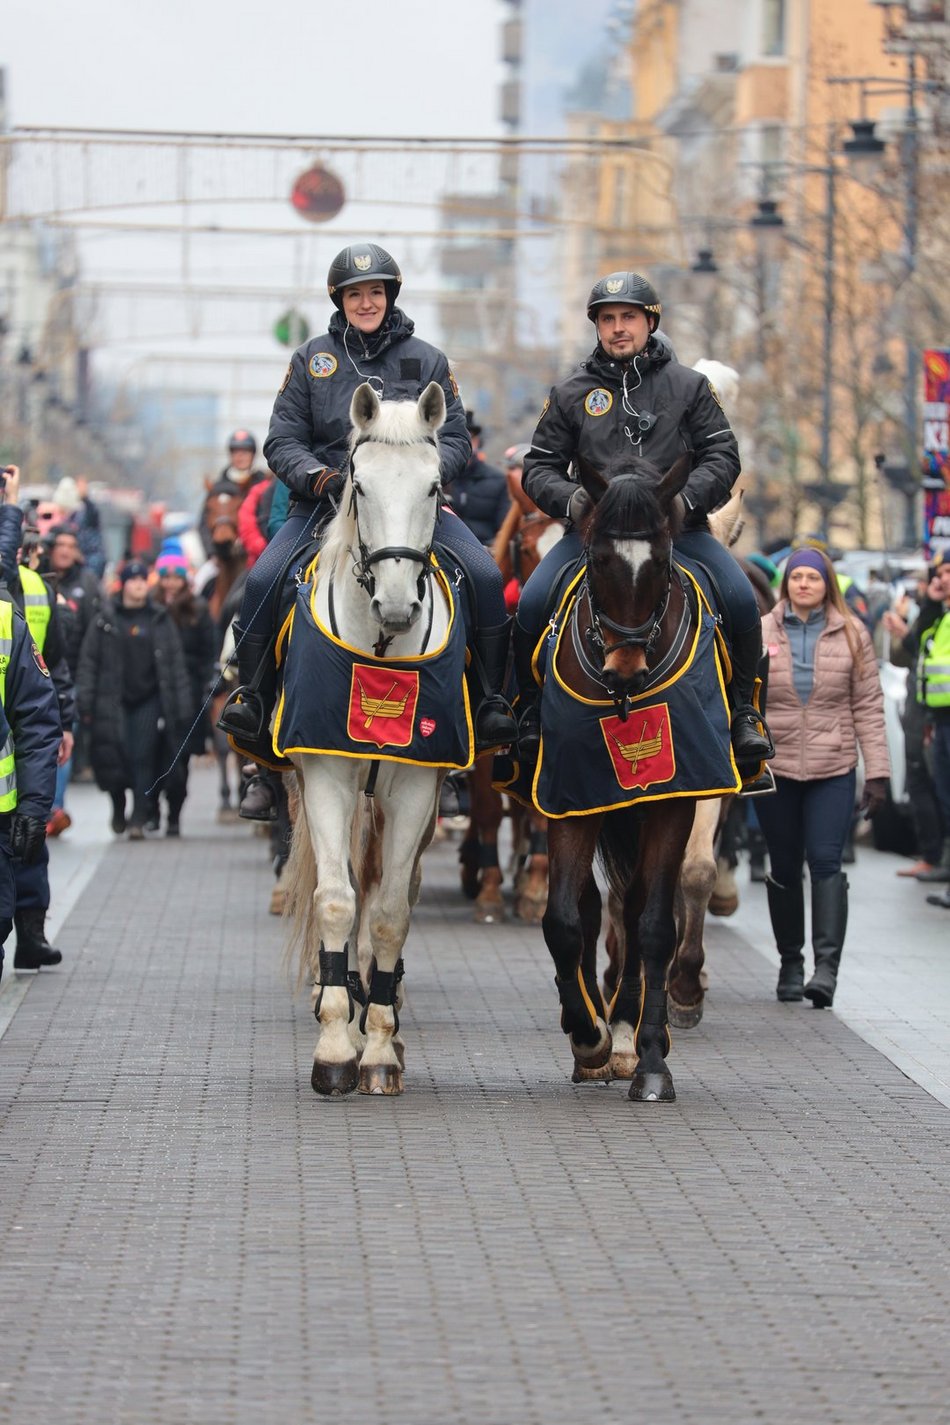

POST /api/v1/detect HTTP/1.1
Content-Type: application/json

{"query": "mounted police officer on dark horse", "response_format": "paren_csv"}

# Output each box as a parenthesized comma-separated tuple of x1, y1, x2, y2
(217, 243, 517, 819)
(512, 270, 773, 773)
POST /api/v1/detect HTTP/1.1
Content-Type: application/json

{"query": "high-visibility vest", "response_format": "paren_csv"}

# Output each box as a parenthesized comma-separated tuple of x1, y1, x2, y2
(18, 566, 51, 652)
(918, 612, 950, 709)
(0, 600, 18, 811)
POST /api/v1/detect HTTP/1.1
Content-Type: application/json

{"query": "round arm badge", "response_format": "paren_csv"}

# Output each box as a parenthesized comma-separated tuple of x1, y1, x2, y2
(584, 388, 613, 417)
(308, 353, 339, 379)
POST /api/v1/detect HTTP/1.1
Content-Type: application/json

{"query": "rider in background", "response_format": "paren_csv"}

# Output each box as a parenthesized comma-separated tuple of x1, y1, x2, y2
(513, 270, 772, 771)
(218, 243, 517, 820)
(198, 431, 268, 558)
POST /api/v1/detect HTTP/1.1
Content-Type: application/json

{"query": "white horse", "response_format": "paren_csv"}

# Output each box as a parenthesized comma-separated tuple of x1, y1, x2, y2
(283, 380, 455, 1097)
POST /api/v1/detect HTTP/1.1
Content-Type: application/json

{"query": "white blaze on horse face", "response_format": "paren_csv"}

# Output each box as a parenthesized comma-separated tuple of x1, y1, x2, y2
(352, 442, 441, 633)
(605, 537, 653, 678)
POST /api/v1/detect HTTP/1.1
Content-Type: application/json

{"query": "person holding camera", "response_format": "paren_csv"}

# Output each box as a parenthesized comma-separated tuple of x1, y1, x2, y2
(510, 272, 772, 771)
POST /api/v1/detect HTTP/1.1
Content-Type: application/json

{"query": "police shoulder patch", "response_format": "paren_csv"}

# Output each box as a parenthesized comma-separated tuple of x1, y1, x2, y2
(308, 352, 338, 380)
(32, 642, 50, 677)
(279, 362, 293, 395)
(707, 380, 723, 410)
(540, 396, 550, 418)
(584, 388, 613, 417)
(448, 368, 459, 399)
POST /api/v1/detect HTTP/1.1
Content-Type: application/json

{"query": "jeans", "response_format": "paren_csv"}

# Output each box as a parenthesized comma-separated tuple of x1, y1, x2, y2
(755, 771, 856, 884)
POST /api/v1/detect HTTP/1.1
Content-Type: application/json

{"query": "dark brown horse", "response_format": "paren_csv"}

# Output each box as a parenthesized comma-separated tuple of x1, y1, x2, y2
(541, 452, 735, 1102)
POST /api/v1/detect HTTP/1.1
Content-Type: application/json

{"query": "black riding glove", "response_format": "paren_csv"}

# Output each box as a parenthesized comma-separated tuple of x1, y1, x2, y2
(567, 488, 592, 526)
(10, 813, 48, 865)
(310, 468, 345, 502)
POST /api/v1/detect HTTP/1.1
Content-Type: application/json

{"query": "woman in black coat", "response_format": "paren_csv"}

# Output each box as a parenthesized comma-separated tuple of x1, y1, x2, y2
(76, 562, 193, 838)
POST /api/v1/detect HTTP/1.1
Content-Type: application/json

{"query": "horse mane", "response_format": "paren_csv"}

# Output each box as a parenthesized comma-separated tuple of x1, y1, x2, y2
(590, 456, 665, 538)
(318, 396, 440, 585)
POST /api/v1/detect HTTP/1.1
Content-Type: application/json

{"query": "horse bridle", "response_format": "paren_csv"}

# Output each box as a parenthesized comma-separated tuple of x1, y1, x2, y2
(583, 532, 674, 662)
(347, 470, 442, 604)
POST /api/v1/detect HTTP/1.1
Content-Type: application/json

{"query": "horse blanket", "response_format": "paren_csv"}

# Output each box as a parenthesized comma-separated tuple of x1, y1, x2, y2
(506, 564, 741, 818)
(272, 561, 475, 770)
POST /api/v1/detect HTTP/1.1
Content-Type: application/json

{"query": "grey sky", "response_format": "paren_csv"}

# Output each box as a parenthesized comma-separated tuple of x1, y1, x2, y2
(2, 0, 504, 136)
(2, 0, 614, 458)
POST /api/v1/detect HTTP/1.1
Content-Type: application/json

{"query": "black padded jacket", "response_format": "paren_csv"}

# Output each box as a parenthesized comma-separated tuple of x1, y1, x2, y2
(522, 336, 741, 526)
(262, 308, 470, 507)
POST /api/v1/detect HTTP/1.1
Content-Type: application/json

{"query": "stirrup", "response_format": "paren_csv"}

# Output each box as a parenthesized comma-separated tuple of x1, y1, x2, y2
(474, 696, 517, 752)
(217, 688, 266, 739)
(739, 765, 776, 799)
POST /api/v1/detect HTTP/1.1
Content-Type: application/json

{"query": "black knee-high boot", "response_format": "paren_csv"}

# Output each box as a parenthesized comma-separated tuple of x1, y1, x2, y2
(729, 623, 774, 766)
(804, 871, 848, 1008)
(765, 876, 805, 1001)
(512, 618, 542, 760)
(217, 628, 276, 740)
(468, 619, 518, 752)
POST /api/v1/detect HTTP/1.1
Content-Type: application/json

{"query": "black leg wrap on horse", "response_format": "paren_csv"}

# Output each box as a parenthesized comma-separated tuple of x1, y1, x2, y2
(555, 972, 600, 1045)
(478, 842, 500, 869)
(314, 944, 355, 1022)
(639, 986, 672, 1057)
(528, 829, 547, 857)
(360, 956, 405, 1034)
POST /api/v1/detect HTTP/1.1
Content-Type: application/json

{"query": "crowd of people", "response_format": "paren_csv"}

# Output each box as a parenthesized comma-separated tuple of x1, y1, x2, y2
(1, 243, 945, 1013)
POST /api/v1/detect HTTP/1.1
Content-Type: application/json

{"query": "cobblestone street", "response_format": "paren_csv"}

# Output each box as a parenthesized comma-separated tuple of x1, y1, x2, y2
(1, 767, 949, 1424)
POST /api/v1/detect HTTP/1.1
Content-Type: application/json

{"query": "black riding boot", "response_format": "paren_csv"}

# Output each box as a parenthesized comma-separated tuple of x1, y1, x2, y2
(512, 618, 542, 761)
(469, 620, 518, 752)
(217, 628, 276, 741)
(765, 876, 805, 1002)
(239, 764, 278, 823)
(804, 872, 848, 1008)
(729, 623, 774, 767)
(13, 909, 63, 970)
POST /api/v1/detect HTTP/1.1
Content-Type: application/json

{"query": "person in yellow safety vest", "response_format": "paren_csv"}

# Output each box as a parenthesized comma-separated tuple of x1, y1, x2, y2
(0, 509, 63, 980)
(0, 466, 77, 970)
(909, 557, 950, 905)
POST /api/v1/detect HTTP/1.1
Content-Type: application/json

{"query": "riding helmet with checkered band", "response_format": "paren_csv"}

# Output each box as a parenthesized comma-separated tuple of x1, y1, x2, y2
(587, 272, 662, 331)
(327, 244, 403, 310)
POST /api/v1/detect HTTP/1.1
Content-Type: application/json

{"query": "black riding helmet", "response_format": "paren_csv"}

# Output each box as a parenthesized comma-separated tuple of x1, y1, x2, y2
(327, 244, 403, 314)
(228, 428, 257, 454)
(587, 272, 662, 331)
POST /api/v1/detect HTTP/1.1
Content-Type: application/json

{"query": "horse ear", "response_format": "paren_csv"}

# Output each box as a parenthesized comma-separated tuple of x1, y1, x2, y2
(350, 382, 381, 430)
(575, 453, 609, 504)
(418, 380, 446, 432)
(657, 453, 692, 505)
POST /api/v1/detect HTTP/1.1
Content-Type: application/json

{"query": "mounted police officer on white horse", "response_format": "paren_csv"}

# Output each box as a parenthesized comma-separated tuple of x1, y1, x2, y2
(218, 243, 516, 818)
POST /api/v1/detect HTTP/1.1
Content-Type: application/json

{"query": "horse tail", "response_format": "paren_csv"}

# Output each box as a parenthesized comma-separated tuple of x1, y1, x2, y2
(282, 775, 320, 991)
(596, 806, 641, 898)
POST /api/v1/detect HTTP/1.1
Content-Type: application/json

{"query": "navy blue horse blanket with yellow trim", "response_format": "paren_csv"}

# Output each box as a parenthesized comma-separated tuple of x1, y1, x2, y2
(272, 563, 475, 770)
(505, 564, 741, 818)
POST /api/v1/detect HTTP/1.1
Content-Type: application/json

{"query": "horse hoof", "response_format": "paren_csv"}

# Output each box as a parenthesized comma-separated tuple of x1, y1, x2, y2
(608, 1051, 639, 1080)
(708, 892, 738, 918)
(570, 1017, 612, 1072)
(629, 1070, 676, 1103)
(572, 1061, 612, 1084)
(475, 899, 506, 925)
(668, 999, 703, 1029)
(311, 1059, 359, 1097)
(359, 1063, 404, 1095)
(515, 893, 546, 925)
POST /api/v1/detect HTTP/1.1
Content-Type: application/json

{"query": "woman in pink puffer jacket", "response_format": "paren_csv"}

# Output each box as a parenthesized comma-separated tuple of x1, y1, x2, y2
(757, 547, 890, 1009)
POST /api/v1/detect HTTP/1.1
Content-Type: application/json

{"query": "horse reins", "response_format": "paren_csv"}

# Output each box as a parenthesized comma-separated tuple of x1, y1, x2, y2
(347, 474, 441, 607)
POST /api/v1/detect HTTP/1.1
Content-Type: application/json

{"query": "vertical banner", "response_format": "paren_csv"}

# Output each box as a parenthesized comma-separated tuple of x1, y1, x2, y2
(923, 348, 950, 551)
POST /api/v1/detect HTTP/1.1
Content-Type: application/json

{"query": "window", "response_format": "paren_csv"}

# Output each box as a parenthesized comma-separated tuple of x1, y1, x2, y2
(762, 0, 786, 56)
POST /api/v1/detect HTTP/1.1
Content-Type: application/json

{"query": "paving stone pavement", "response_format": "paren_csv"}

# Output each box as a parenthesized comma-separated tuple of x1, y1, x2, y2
(1, 765, 949, 1424)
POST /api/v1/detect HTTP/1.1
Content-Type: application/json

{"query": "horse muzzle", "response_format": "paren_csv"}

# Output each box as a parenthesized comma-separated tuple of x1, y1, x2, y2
(371, 597, 421, 636)
(602, 656, 648, 698)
